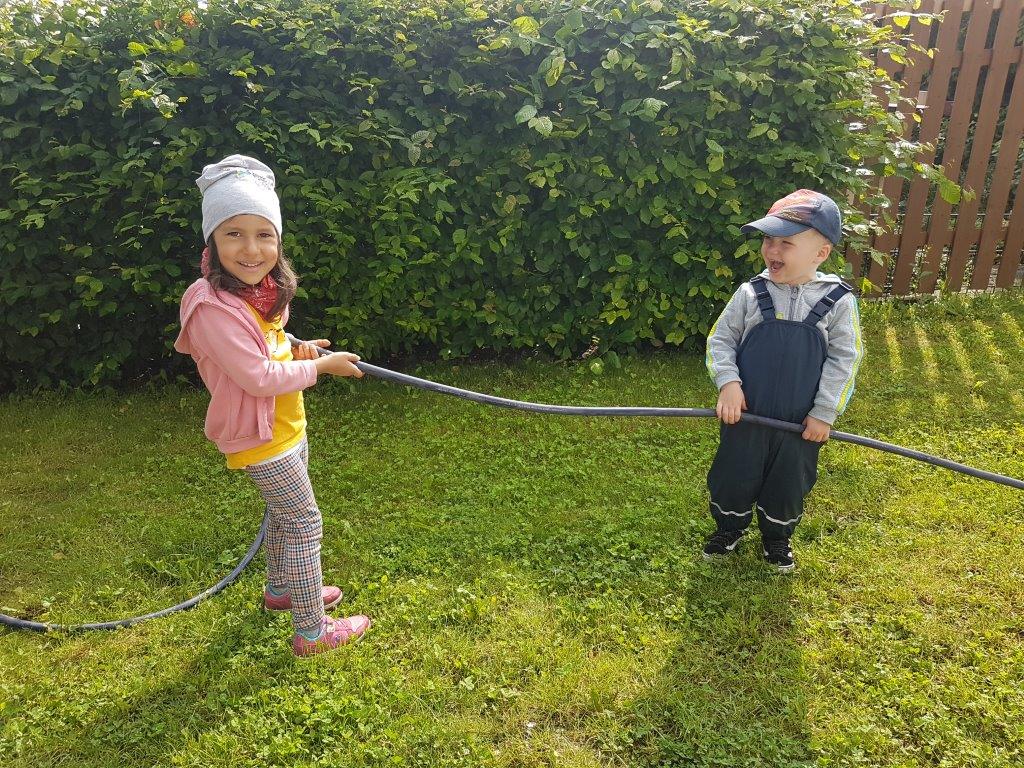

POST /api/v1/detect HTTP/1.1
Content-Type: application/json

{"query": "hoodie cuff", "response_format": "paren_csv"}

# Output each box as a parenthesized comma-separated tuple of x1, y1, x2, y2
(715, 373, 742, 390)
(299, 359, 318, 387)
(808, 405, 837, 425)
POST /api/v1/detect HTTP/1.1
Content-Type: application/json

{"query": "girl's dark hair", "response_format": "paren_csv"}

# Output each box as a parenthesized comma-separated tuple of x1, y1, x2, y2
(205, 237, 298, 320)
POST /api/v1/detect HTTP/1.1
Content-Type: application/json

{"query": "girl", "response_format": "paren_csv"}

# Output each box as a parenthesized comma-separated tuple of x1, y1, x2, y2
(174, 154, 370, 657)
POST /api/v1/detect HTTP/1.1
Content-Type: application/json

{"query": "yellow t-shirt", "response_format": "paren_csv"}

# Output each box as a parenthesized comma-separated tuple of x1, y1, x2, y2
(226, 305, 307, 469)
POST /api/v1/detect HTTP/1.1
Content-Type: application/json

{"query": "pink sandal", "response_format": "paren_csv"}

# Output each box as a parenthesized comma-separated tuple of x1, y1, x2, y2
(292, 615, 371, 657)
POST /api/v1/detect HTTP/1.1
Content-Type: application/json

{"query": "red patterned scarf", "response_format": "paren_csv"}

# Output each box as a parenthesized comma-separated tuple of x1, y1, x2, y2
(201, 246, 279, 321)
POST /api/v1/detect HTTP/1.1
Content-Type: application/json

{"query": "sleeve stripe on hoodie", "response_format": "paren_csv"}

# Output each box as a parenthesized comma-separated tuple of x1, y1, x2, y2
(704, 315, 722, 379)
(836, 299, 865, 414)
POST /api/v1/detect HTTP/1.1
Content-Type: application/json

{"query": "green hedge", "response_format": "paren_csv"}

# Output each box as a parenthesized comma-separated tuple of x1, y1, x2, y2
(0, 0, 932, 390)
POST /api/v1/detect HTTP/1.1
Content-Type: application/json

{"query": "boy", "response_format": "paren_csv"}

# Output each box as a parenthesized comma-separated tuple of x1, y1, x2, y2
(702, 190, 864, 572)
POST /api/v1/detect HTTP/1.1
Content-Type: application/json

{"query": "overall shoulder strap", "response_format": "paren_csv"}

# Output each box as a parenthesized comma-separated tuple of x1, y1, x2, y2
(803, 281, 852, 325)
(749, 276, 777, 322)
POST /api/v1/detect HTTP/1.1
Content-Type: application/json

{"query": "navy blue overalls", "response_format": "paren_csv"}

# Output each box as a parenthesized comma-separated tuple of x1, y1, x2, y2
(707, 276, 852, 541)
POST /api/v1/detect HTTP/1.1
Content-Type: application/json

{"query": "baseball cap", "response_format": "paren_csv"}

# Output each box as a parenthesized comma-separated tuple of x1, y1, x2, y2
(740, 189, 842, 245)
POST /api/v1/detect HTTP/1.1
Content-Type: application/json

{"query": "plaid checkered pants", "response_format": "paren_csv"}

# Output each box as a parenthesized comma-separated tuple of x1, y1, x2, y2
(245, 440, 325, 632)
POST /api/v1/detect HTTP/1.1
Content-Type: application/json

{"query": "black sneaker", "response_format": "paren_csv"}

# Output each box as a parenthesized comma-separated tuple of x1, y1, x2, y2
(763, 538, 795, 573)
(702, 529, 745, 560)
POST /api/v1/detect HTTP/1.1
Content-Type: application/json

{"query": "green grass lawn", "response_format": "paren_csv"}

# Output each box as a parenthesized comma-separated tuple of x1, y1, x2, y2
(2, 290, 1023, 768)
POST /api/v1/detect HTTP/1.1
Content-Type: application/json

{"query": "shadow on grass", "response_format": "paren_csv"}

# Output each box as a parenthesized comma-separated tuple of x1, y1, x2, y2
(620, 545, 811, 768)
(2, 593, 287, 767)
(858, 297, 1024, 429)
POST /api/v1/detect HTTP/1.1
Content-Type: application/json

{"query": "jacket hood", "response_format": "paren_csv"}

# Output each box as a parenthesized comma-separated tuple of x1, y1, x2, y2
(174, 278, 288, 355)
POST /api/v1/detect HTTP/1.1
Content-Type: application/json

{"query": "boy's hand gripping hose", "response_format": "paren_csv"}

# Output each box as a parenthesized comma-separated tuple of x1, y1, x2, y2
(3, 340, 1020, 633)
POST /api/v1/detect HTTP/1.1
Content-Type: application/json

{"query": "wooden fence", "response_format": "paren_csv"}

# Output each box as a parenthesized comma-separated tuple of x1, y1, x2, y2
(852, 0, 1024, 295)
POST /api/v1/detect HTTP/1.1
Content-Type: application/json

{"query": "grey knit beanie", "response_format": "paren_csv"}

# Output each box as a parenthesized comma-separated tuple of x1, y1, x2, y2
(196, 154, 282, 243)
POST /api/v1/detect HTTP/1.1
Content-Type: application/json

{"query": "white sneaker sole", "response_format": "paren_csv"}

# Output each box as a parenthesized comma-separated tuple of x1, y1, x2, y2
(764, 558, 795, 574)
(701, 541, 743, 561)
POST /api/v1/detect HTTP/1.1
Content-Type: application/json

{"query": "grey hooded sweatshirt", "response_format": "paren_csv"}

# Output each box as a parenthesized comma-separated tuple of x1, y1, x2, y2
(704, 269, 865, 425)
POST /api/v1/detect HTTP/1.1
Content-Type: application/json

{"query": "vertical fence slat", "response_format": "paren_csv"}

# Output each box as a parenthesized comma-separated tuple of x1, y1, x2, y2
(972, 44, 1024, 288)
(846, 201, 870, 284)
(996, 156, 1024, 286)
(947, 0, 1024, 289)
(863, 4, 902, 294)
(847, 5, 897, 290)
(892, 0, 965, 294)
(885, 1, 945, 294)
(917, 0, 995, 293)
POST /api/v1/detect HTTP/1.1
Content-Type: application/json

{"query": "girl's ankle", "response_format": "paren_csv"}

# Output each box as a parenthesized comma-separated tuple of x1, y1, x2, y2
(296, 620, 326, 642)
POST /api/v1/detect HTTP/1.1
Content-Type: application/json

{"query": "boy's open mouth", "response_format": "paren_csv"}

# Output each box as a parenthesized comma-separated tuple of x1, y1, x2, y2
(769, 260, 784, 272)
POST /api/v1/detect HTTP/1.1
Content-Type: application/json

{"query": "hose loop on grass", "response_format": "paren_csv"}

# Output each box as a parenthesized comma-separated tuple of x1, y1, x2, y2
(0, 512, 268, 633)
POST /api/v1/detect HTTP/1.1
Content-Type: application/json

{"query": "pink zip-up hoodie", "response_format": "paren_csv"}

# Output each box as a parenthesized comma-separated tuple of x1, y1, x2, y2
(174, 278, 318, 454)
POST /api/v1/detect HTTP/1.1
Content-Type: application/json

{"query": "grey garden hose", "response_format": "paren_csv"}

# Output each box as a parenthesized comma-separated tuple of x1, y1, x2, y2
(3, 341, 1021, 633)
(340, 355, 1024, 492)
